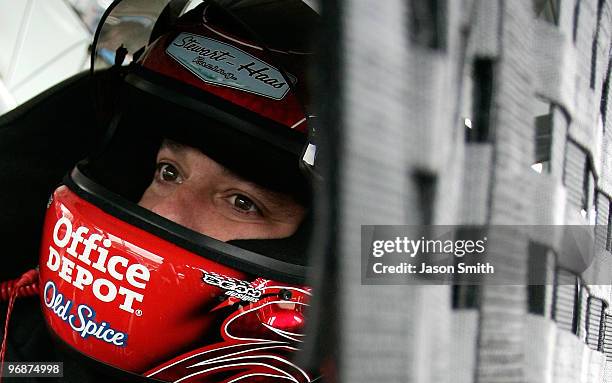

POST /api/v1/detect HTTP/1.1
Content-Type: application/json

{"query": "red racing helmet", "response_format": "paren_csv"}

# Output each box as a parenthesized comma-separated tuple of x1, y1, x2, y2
(37, 0, 320, 381)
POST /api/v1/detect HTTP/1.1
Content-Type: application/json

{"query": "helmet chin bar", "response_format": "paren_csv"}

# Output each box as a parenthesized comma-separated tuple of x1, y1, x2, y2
(38, 173, 314, 379)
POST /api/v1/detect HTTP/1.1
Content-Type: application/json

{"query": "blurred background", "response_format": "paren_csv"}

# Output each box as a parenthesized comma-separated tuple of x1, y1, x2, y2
(0, 0, 111, 114)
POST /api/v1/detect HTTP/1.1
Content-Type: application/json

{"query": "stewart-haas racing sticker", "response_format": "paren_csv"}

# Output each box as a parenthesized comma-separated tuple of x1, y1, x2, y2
(202, 271, 265, 302)
(166, 33, 295, 100)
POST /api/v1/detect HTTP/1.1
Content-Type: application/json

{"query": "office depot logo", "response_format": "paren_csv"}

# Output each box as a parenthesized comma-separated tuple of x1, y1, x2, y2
(44, 217, 151, 314)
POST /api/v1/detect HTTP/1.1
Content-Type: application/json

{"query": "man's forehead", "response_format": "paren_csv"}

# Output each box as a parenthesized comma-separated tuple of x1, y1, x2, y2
(159, 139, 299, 209)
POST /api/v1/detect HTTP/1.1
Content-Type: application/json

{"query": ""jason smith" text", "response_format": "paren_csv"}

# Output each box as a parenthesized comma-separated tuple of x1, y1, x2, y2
(372, 262, 495, 274)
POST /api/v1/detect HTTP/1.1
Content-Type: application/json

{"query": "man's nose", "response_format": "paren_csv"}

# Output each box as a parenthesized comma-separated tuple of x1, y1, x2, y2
(144, 187, 231, 241)
(148, 188, 201, 230)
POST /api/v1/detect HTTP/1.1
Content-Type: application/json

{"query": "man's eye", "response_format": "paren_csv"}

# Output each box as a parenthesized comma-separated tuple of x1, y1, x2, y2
(157, 163, 183, 183)
(229, 194, 259, 213)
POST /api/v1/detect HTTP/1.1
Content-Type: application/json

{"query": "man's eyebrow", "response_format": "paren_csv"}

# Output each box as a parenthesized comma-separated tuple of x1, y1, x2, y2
(160, 139, 185, 152)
